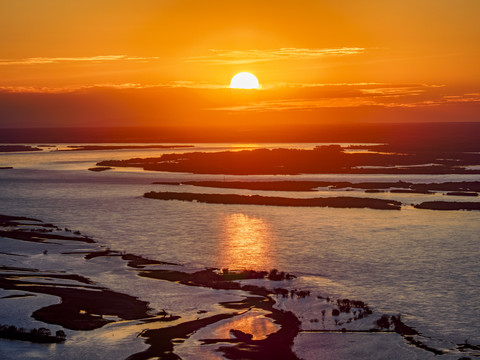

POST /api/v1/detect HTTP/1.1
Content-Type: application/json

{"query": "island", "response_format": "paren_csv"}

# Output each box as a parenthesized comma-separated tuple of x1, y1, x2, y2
(88, 166, 112, 172)
(97, 145, 480, 175)
(143, 191, 402, 210)
(0, 145, 41, 152)
(153, 180, 480, 194)
(60, 144, 193, 151)
(414, 201, 480, 211)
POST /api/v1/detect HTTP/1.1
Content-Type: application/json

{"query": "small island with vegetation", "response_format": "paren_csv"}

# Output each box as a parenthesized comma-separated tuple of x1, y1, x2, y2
(0, 145, 42, 153)
(0, 324, 66, 343)
(88, 166, 112, 172)
(143, 191, 403, 210)
(154, 180, 480, 194)
(98, 144, 480, 175)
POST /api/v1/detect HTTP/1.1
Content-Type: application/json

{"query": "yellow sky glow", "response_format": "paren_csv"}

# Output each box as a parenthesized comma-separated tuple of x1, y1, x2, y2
(0, 0, 479, 128)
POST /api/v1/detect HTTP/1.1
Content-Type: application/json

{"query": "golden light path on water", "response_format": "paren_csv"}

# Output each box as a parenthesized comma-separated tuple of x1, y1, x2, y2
(207, 309, 278, 341)
(220, 213, 274, 270)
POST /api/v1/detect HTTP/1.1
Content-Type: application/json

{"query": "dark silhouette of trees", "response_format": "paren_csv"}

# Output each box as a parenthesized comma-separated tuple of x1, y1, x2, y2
(0, 324, 66, 343)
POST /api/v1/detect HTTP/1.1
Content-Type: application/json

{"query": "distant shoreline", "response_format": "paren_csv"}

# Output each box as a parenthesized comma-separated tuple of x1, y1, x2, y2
(154, 180, 480, 194)
(1, 123, 480, 144)
(97, 144, 480, 175)
(58, 144, 193, 151)
(144, 191, 403, 210)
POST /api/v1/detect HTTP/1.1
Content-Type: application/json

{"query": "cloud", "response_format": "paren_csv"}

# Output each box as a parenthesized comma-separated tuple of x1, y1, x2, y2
(0, 84, 147, 94)
(186, 47, 366, 65)
(360, 87, 425, 97)
(440, 93, 480, 104)
(0, 55, 160, 66)
(210, 98, 379, 112)
(158, 81, 227, 89)
(0, 81, 426, 94)
(0, 81, 228, 94)
(0, 86, 77, 94)
(2, 82, 477, 113)
(209, 88, 480, 112)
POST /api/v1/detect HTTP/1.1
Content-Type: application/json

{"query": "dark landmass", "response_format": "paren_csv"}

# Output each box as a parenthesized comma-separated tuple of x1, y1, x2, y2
(155, 180, 322, 191)
(0, 214, 42, 226)
(0, 214, 95, 243)
(157, 180, 480, 193)
(127, 313, 238, 360)
(143, 191, 402, 210)
(0, 166, 13, 170)
(1, 123, 480, 145)
(195, 298, 302, 360)
(403, 336, 444, 356)
(330, 181, 480, 192)
(217, 307, 301, 360)
(32, 289, 151, 330)
(1, 214, 466, 358)
(134, 268, 301, 359)
(0, 211, 303, 357)
(0, 145, 41, 152)
(0, 230, 95, 243)
(98, 145, 480, 175)
(138, 268, 295, 289)
(136, 267, 431, 359)
(121, 253, 179, 268)
(457, 340, 480, 357)
(0, 269, 93, 285)
(347, 141, 480, 154)
(390, 189, 433, 194)
(414, 201, 480, 211)
(369, 314, 446, 355)
(88, 166, 112, 172)
(446, 191, 478, 197)
(0, 268, 153, 330)
(63, 249, 178, 268)
(0, 324, 66, 343)
(60, 144, 193, 151)
(0, 216, 153, 331)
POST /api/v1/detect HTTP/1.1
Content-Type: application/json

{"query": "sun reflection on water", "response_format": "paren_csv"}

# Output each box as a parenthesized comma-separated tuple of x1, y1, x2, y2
(211, 309, 278, 340)
(220, 213, 274, 270)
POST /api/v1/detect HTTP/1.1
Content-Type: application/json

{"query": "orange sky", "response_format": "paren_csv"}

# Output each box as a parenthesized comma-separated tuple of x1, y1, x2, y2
(1, 0, 479, 129)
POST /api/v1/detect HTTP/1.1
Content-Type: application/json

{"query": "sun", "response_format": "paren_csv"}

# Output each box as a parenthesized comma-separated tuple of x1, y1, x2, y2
(230, 72, 260, 89)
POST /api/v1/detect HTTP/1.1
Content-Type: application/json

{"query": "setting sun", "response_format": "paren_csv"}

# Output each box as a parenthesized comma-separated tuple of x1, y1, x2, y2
(230, 72, 260, 89)
(1, 2, 480, 359)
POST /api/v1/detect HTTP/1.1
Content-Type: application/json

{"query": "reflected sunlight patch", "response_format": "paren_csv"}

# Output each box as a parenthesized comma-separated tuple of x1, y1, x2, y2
(220, 213, 274, 270)
(210, 309, 278, 340)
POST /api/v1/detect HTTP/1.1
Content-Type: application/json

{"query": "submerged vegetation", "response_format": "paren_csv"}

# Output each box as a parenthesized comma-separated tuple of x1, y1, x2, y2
(1, 210, 478, 358)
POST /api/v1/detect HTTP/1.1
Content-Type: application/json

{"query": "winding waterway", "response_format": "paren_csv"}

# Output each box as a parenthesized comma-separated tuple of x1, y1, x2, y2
(1, 143, 479, 359)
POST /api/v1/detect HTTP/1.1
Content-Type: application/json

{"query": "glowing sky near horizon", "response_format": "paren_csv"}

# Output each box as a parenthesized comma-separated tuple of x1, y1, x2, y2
(0, 0, 479, 128)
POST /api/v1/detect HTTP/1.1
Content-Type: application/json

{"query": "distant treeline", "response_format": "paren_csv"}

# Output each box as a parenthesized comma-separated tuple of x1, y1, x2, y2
(144, 191, 402, 210)
(0, 324, 66, 343)
(1, 122, 480, 145)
